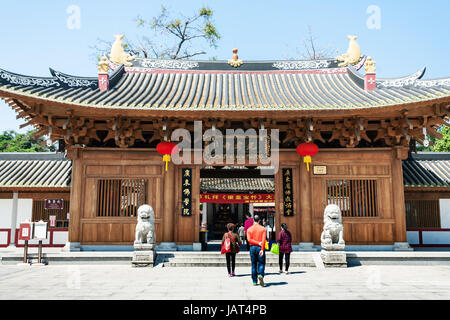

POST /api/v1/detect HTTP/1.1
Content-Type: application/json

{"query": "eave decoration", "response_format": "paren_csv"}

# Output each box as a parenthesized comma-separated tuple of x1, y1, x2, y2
(335, 35, 363, 67)
(228, 48, 243, 68)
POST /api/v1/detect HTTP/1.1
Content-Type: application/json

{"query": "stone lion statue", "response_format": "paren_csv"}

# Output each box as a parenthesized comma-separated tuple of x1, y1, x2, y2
(134, 204, 155, 245)
(321, 204, 345, 251)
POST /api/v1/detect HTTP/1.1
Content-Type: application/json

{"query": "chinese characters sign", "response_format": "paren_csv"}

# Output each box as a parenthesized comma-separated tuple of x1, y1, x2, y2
(45, 199, 64, 210)
(282, 168, 294, 216)
(181, 168, 192, 216)
(200, 193, 274, 204)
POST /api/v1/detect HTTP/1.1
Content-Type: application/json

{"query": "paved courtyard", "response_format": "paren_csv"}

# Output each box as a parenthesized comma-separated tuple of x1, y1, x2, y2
(0, 264, 449, 300)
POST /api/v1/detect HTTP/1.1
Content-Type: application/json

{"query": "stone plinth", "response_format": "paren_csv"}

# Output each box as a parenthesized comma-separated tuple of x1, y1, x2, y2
(320, 250, 347, 268)
(132, 244, 156, 267)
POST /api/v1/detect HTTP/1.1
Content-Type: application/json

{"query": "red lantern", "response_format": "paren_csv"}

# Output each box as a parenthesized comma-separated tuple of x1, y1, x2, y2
(296, 142, 319, 172)
(156, 141, 178, 171)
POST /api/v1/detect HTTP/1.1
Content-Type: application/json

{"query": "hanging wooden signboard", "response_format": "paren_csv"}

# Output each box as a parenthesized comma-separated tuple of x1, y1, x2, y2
(200, 193, 275, 204)
(181, 168, 192, 216)
(44, 199, 64, 210)
(282, 168, 294, 216)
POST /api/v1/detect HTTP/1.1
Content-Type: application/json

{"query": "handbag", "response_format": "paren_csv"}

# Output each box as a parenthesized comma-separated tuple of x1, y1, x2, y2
(221, 236, 231, 254)
(228, 232, 240, 253)
(270, 243, 280, 255)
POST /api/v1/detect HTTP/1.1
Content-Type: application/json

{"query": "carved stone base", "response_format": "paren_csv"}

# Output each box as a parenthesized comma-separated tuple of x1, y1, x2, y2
(132, 243, 156, 267)
(320, 250, 347, 268)
(393, 242, 414, 251)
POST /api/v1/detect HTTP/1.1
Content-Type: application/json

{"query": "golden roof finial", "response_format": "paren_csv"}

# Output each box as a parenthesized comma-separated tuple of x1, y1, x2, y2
(228, 48, 243, 68)
(98, 56, 110, 73)
(364, 57, 376, 73)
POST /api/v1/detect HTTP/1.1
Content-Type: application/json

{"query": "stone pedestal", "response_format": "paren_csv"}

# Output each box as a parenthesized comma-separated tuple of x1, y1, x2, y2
(132, 244, 156, 267)
(320, 250, 347, 268)
(393, 242, 414, 251)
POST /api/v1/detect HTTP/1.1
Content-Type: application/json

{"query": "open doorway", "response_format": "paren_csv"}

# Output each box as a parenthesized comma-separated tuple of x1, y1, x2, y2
(199, 166, 275, 248)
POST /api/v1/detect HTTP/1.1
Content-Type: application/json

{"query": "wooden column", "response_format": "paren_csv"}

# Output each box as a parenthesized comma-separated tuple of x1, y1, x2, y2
(299, 162, 313, 243)
(162, 162, 175, 242)
(392, 147, 408, 242)
(67, 148, 82, 243)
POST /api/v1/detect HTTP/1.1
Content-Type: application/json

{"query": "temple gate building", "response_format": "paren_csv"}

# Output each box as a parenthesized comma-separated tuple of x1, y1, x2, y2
(0, 36, 449, 251)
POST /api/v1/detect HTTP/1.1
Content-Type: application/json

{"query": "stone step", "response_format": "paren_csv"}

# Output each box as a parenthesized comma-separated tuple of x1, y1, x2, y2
(164, 262, 316, 267)
(162, 253, 316, 267)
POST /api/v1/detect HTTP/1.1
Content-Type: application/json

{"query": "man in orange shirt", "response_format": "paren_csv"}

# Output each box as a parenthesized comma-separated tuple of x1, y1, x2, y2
(246, 215, 267, 286)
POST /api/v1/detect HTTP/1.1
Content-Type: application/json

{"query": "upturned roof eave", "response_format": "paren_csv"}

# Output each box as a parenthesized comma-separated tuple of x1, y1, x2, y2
(1, 86, 449, 119)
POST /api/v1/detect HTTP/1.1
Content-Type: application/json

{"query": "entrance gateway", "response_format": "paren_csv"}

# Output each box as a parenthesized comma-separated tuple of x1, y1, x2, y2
(0, 35, 449, 251)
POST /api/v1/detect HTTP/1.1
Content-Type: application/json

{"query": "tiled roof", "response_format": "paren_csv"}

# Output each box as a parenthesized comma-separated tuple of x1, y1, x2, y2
(1, 57, 449, 111)
(403, 152, 450, 188)
(0, 153, 71, 189)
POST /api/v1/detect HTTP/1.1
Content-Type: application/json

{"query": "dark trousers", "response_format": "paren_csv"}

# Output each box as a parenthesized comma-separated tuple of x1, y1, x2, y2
(279, 252, 291, 271)
(249, 245, 266, 283)
(226, 252, 236, 274)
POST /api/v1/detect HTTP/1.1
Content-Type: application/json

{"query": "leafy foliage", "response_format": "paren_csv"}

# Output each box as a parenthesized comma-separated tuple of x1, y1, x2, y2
(432, 126, 450, 152)
(0, 130, 55, 152)
(94, 6, 220, 61)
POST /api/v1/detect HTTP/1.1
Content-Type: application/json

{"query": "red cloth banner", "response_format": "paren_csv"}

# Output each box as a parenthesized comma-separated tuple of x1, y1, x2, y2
(200, 193, 275, 203)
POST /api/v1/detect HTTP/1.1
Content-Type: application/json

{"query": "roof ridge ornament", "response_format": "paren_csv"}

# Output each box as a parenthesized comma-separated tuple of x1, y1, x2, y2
(109, 35, 135, 67)
(228, 48, 243, 68)
(364, 57, 376, 74)
(335, 35, 362, 67)
(98, 56, 110, 73)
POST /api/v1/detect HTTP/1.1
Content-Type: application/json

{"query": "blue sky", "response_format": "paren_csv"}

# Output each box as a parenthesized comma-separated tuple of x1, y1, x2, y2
(1, 0, 450, 133)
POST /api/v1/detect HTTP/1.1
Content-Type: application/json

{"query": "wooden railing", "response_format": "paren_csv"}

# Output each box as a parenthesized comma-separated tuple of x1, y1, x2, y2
(14, 228, 68, 247)
(96, 178, 148, 217)
(405, 200, 441, 228)
(327, 179, 378, 217)
(407, 228, 450, 247)
(32, 199, 70, 228)
(0, 229, 11, 247)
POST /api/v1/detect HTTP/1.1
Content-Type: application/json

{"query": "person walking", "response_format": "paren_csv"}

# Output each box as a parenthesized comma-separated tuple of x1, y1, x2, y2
(244, 213, 254, 251)
(277, 223, 293, 274)
(221, 223, 242, 277)
(238, 224, 245, 247)
(246, 215, 266, 287)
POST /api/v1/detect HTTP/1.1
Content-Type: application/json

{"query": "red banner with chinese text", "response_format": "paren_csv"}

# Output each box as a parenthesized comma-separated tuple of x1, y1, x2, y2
(200, 193, 275, 203)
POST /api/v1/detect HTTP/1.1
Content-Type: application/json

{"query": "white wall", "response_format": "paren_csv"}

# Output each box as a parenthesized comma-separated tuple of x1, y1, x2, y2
(439, 199, 450, 228)
(52, 231, 69, 245)
(0, 199, 12, 228)
(407, 231, 420, 245)
(15, 199, 33, 227)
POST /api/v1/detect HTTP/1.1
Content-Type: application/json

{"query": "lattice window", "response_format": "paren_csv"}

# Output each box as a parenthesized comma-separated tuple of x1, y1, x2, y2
(96, 179, 148, 217)
(32, 200, 70, 228)
(405, 200, 441, 228)
(326, 179, 378, 217)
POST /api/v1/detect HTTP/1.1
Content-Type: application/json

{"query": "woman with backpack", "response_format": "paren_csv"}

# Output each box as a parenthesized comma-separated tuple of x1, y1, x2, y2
(221, 223, 242, 277)
(277, 223, 293, 274)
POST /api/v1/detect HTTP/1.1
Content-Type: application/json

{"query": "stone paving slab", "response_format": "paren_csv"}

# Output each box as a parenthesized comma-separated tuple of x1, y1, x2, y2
(0, 264, 449, 300)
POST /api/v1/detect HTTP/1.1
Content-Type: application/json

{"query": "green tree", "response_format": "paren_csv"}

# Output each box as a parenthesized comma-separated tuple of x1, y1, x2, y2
(0, 130, 55, 152)
(94, 6, 220, 60)
(433, 126, 450, 152)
